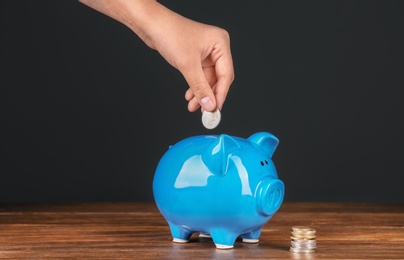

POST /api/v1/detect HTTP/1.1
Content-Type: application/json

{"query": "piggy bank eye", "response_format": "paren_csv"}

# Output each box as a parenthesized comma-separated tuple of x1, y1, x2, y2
(265, 160, 268, 165)
(260, 161, 264, 166)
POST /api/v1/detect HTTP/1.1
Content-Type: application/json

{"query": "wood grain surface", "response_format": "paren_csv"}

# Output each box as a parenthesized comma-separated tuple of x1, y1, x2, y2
(0, 202, 403, 259)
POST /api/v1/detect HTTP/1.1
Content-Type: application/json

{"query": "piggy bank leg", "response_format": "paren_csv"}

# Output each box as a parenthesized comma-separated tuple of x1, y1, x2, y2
(210, 229, 238, 249)
(199, 232, 211, 238)
(167, 222, 193, 243)
(240, 228, 262, 243)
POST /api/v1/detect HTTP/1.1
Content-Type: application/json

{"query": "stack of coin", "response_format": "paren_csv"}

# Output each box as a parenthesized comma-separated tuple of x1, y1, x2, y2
(289, 226, 317, 253)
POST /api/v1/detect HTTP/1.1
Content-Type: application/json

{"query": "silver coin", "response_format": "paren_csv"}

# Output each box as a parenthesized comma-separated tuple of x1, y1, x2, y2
(291, 239, 317, 245)
(291, 240, 317, 249)
(202, 109, 221, 129)
(290, 247, 316, 254)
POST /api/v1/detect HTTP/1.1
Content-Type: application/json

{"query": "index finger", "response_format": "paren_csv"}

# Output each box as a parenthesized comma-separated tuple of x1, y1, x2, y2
(213, 48, 234, 111)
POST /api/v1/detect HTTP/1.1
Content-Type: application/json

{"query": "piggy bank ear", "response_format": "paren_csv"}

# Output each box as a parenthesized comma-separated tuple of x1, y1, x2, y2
(248, 132, 279, 158)
(202, 134, 241, 175)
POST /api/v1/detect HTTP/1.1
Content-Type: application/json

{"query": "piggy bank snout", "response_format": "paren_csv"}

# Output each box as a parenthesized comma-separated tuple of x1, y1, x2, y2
(256, 179, 284, 216)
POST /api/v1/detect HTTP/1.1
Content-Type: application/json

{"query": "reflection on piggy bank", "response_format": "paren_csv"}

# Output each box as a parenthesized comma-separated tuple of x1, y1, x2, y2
(153, 132, 284, 249)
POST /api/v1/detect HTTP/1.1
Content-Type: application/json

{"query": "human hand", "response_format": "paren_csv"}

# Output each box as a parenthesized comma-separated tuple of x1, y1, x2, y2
(79, 0, 234, 112)
(143, 5, 235, 113)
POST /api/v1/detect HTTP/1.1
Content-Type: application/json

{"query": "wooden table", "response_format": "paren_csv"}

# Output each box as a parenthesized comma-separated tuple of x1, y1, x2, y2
(1, 202, 403, 259)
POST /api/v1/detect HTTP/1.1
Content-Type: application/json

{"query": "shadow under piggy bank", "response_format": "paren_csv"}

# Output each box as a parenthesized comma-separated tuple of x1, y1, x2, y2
(153, 132, 285, 249)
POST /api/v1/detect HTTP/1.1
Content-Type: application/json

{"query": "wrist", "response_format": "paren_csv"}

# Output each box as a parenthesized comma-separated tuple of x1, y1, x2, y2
(118, 0, 161, 48)
(124, 0, 182, 50)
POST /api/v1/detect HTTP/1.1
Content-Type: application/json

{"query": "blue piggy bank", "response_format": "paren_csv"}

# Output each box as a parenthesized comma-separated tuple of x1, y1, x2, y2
(153, 132, 284, 249)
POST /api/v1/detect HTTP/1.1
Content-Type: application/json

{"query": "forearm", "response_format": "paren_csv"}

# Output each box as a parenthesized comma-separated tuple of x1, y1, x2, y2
(78, 0, 175, 49)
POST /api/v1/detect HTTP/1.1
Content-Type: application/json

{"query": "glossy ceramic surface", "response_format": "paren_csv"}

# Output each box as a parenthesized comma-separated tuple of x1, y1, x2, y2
(153, 132, 284, 249)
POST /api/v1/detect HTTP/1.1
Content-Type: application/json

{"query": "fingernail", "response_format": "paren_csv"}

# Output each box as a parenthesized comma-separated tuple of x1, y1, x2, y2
(201, 97, 214, 112)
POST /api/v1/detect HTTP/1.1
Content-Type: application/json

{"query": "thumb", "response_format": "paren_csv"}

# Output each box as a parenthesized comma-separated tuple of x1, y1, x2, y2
(181, 65, 216, 112)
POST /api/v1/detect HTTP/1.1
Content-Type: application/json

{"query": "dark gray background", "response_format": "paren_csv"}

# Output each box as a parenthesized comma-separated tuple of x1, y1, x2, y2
(1, 0, 403, 203)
